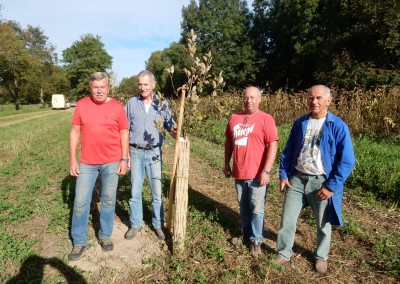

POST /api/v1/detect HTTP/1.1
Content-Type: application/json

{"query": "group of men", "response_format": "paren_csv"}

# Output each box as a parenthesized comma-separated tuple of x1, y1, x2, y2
(68, 71, 355, 276)
(68, 71, 175, 261)
(224, 85, 355, 275)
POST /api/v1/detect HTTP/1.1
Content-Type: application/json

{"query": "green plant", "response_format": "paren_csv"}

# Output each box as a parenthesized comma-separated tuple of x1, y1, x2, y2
(372, 236, 400, 276)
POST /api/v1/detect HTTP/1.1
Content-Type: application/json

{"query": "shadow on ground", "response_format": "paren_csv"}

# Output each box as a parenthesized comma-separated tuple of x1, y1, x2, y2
(6, 255, 87, 284)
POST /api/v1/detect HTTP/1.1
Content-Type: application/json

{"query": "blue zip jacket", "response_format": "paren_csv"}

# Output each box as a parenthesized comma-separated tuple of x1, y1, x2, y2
(279, 111, 356, 226)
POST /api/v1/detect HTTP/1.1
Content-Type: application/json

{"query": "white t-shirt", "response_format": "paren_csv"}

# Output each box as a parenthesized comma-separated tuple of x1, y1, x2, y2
(144, 103, 151, 113)
(295, 117, 326, 175)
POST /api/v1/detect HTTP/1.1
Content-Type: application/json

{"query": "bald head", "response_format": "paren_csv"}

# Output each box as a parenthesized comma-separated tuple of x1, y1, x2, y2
(243, 86, 262, 114)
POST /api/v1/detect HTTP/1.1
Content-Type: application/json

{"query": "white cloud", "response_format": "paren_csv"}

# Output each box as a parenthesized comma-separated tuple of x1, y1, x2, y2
(1, 0, 253, 84)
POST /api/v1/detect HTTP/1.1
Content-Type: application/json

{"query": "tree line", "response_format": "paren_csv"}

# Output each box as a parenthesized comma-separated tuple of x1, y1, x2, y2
(144, 0, 400, 95)
(1, 0, 399, 109)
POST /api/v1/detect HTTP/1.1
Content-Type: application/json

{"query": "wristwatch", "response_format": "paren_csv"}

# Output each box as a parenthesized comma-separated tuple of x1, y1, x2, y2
(120, 158, 129, 163)
(263, 169, 271, 175)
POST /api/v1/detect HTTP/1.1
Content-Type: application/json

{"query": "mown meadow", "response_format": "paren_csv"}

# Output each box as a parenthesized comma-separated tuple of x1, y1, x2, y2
(0, 86, 399, 283)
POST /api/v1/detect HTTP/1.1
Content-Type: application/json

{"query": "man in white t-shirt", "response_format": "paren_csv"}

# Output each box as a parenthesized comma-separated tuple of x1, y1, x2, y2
(275, 85, 355, 275)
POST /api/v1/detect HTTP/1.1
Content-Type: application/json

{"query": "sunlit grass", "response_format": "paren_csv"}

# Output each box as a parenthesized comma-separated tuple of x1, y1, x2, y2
(0, 104, 50, 117)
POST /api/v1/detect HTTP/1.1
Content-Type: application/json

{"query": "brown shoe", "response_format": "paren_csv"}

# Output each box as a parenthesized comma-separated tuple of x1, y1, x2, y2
(125, 227, 141, 240)
(250, 241, 262, 256)
(154, 227, 165, 240)
(274, 255, 290, 266)
(99, 238, 114, 252)
(315, 259, 328, 275)
(68, 245, 86, 261)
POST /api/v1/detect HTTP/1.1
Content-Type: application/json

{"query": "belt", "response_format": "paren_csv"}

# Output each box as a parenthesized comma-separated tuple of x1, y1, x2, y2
(130, 143, 160, 150)
(294, 169, 324, 178)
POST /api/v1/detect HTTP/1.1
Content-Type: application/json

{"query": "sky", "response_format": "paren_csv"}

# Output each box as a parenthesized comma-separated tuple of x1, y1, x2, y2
(1, 0, 253, 85)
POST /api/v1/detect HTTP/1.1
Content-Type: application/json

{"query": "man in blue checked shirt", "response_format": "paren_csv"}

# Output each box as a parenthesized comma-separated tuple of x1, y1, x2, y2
(124, 70, 176, 241)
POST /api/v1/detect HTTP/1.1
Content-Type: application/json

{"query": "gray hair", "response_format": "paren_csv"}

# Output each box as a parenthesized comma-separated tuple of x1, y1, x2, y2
(90, 72, 109, 84)
(242, 86, 262, 97)
(137, 70, 155, 83)
(308, 85, 331, 98)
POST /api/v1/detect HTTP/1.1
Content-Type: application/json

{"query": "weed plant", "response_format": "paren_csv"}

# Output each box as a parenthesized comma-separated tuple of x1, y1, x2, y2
(0, 111, 80, 282)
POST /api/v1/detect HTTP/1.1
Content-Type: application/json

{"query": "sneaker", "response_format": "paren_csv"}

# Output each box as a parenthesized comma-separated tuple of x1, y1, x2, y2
(68, 245, 86, 261)
(154, 227, 165, 240)
(99, 238, 114, 252)
(125, 227, 141, 240)
(315, 259, 328, 275)
(274, 255, 290, 266)
(250, 241, 262, 256)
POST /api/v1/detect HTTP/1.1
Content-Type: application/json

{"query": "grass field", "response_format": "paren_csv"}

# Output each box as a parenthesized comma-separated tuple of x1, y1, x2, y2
(0, 107, 399, 283)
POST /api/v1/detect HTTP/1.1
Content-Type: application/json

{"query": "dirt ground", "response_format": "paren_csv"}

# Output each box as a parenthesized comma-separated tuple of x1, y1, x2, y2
(59, 140, 399, 283)
(4, 110, 397, 283)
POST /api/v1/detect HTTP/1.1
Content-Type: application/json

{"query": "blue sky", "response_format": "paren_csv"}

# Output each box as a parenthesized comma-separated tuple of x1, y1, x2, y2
(1, 0, 253, 85)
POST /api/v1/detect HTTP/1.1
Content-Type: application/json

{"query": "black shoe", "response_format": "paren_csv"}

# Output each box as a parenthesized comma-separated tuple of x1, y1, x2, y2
(68, 245, 86, 261)
(154, 227, 165, 240)
(125, 227, 141, 240)
(99, 238, 114, 251)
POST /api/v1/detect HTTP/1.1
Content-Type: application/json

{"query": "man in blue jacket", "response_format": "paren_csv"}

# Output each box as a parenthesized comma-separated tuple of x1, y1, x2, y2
(275, 85, 355, 275)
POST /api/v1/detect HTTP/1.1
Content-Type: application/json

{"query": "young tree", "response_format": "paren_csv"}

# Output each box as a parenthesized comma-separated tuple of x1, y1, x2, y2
(181, 0, 257, 89)
(146, 42, 191, 96)
(62, 34, 112, 98)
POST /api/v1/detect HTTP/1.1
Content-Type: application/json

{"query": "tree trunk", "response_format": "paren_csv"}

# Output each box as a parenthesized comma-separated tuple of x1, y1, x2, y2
(40, 88, 45, 108)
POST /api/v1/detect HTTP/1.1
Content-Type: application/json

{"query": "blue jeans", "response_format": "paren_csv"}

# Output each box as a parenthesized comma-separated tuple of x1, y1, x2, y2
(71, 162, 119, 245)
(129, 146, 164, 229)
(276, 172, 331, 260)
(235, 179, 267, 243)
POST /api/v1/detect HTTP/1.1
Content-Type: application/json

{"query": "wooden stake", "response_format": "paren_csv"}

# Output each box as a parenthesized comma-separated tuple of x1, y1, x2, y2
(166, 89, 186, 232)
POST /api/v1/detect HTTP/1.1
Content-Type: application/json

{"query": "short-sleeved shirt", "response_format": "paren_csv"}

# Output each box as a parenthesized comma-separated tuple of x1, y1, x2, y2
(225, 111, 278, 179)
(72, 96, 129, 164)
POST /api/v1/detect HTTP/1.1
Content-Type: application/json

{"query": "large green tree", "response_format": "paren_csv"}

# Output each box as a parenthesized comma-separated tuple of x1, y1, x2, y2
(62, 34, 112, 98)
(0, 21, 65, 109)
(251, 0, 400, 90)
(17, 24, 69, 105)
(181, 0, 257, 89)
(251, 0, 322, 90)
(117, 75, 138, 97)
(316, 0, 400, 88)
